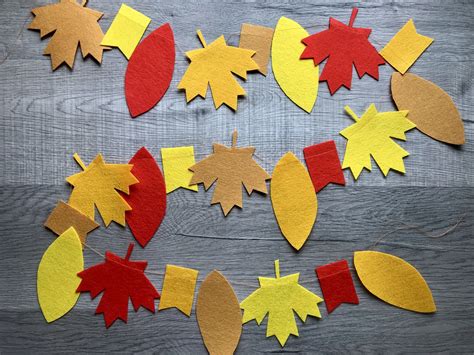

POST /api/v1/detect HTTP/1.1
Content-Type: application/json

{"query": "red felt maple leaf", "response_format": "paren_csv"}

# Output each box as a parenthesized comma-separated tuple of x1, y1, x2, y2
(300, 8, 385, 94)
(77, 243, 160, 328)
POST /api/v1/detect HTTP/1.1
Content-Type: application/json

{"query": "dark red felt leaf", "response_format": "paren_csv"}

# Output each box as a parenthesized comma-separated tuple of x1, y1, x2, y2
(77, 244, 160, 328)
(300, 8, 385, 94)
(121, 147, 166, 248)
(303, 141, 345, 193)
(125, 23, 175, 118)
(316, 259, 359, 314)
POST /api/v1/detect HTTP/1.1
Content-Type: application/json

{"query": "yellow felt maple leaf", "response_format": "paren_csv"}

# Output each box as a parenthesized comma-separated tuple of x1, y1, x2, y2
(340, 104, 416, 179)
(66, 153, 138, 227)
(241, 260, 323, 347)
(189, 131, 270, 216)
(178, 30, 259, 110)
(29, 0, 106, 70)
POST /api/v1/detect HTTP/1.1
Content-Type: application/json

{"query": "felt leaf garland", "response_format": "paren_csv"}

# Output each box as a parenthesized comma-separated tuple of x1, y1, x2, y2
(121, 147, 166, 248)
(340, 104, 416, 179)
(301, 8, 385, 94)
(37, 227, 83, 323)
(77, 243, 160, 328)
(125, 23, 176, 118)
(354, 251, 436, 313)
(178, 30, 259, 110)
(271, 152, 317, 250)
(66, 153, 138, 227)
(272, 17, 319, 112)
(391, 73, 465, 145)
(241, 260, 323, 347)
(29, 0, 106, 70)
(196, 270, 242, 355)
(189, 131, 271, 216)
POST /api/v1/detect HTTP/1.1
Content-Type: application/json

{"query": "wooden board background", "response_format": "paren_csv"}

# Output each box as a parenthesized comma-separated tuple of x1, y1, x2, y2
(0, 0, 473, 353)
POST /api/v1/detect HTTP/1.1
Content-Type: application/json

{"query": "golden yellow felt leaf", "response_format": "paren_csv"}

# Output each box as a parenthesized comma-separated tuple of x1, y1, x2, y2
(271, 152, 317, 250)
(354, 251, 436, 313)
(178, 30, 259, 110)
(37, 227, 84, 323)
(29, 0, 107, 70)
(66, 153, 138, 227)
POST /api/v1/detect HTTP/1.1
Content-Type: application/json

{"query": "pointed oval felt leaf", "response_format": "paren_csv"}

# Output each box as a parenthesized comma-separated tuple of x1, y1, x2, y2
(196, 270, 242, 355)
(271, 152, 317, 250)
(125, 23, 175, 118)
(37, 227, 84, 323)
(354, 251, 436, 313)
(272, 17, 319, 112)
(121, 147, 166, 248)
(391, 72, 465, 145)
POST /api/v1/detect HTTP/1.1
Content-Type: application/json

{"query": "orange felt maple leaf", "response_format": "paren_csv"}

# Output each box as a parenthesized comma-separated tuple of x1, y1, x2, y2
(189, 131, 271, 215)
(29, 0, 107, 70)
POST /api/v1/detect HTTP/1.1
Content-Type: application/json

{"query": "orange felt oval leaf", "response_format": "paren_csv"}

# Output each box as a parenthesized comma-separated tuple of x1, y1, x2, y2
(271, 152, 317, 251)
(196, 270, 242, 355)
(354, 251, 436, 313)
(391, 72, 465, 145)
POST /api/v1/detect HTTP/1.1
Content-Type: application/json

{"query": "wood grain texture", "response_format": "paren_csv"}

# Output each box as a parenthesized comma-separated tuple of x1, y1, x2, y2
(0, 0, 473, 353)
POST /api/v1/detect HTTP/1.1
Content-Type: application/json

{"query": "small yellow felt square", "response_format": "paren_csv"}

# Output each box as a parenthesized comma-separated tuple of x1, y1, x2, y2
(161, 146, 198, 193)
(159, 265, 199, 316)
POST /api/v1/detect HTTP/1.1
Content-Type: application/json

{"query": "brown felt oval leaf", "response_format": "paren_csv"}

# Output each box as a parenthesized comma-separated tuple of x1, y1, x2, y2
(354, 251, 436, 313)
(196, 270, 242, 355)
(391, 72, 465, 145)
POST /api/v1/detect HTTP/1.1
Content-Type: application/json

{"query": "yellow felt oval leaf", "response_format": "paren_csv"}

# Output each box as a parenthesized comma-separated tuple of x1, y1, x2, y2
(391, 72, 465, 145)
(271, 152, 317, 250)
(272, 17, 319, 113)
(354, 251, 436, 313)
(37, 227, 84, 323)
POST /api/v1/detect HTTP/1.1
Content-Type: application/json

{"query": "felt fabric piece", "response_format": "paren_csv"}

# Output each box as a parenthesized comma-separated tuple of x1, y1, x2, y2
(125, 23, 175, 118)
(271, 152, 317, 251)
(239, 23, 274, 75)
(158, 265, 199, 316)
(67, 153, 138, 227)
(161, 146, 198, 193)
(354, 251, 436, 313)
(29, 0, 106, 70)
(241, 260, 323, 347)
(301, 8, 385, 95)
(272, 17, 319, 113)
(101, 4, 151, 59)
(340, 104, 416, 180)
(121, 147, 166, 248)
(77, 243, 160, 328)
(178, 30, 259, 111)
(37, 227, 83, 323)
(316, 260, 359, 314)
(189, 131, 270, 216)
(391, 73, 465, 145)
(380, 19, 433, 74)
(196, 270, 242, 355)
(303, 141, 345, 193)
(44, 200, 99, 246)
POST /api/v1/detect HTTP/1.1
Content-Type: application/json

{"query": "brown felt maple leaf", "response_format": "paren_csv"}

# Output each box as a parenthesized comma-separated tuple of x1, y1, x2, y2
(189, 131, 271, 215)
(29, 0, 107, 70)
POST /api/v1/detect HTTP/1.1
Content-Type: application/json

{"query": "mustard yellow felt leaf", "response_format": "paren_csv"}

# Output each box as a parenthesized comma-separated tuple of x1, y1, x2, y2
(37, 227, 84, 323)
(340, 104, 416, 179)
(241, 260, 323, 347)
(66, 153, 138, 227)
(178, 30, 259, 110)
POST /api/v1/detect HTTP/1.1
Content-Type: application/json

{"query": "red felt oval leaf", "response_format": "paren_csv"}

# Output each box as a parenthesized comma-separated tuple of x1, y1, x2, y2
(125, 23, 175, 118)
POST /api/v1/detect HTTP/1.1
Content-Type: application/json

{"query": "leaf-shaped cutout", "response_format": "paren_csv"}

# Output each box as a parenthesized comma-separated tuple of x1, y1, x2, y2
(125, 23, 175, 118)
(37, 227, 84, 322)
(272, 17, 319, 112)
(391, 73, 465, 145)
(271, 152, 317, 250)
(196, 270, 242, 355)
(354, 251, 436, 313)
(121, 147, 166, 247)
